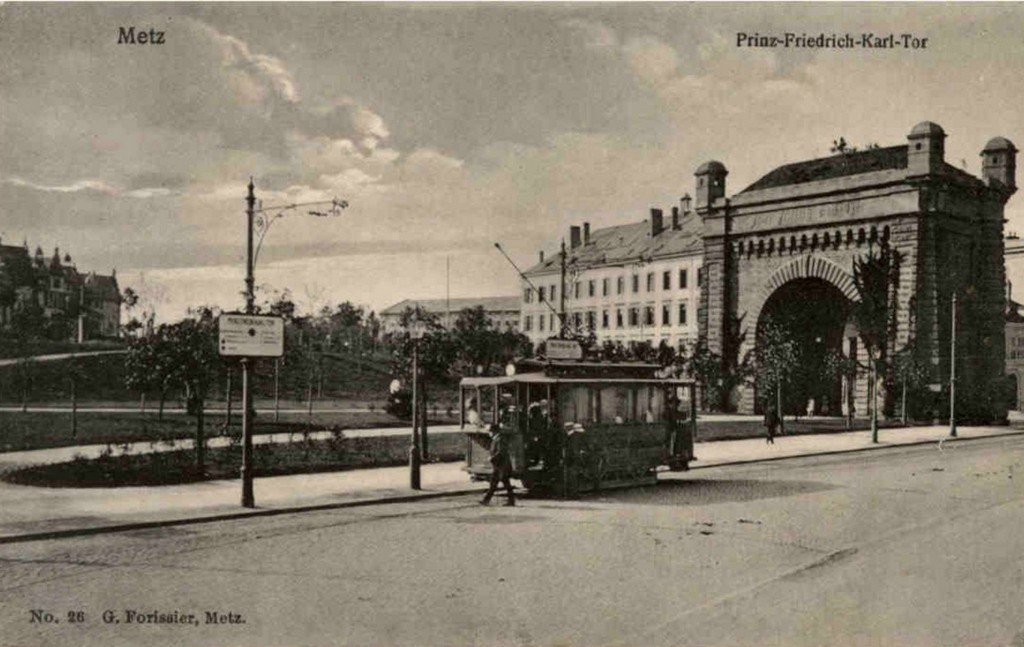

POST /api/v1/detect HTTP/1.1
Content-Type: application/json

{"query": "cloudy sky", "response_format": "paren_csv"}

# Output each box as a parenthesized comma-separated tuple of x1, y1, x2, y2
(3, 2, 1024, 320)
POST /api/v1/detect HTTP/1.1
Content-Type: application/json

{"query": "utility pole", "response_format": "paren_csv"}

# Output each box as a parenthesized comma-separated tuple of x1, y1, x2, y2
(409, 330, 422, 489)
(559, 239, 567, 339)
(950, 292, 957, 437)
(273, 358, 280, 423)
(241, 178, 256, 508)
(776, 379, 784, 436)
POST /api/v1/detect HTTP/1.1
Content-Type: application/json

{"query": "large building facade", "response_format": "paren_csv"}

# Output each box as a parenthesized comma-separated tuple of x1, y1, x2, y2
(0, 241, 121, 340)
(523, 122, 1016, 422)
(521, 211, 703, 351)
(380, 296, 520, 334)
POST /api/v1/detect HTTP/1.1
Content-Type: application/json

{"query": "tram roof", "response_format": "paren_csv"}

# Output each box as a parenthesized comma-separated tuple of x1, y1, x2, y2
(460, 373, 696, 387)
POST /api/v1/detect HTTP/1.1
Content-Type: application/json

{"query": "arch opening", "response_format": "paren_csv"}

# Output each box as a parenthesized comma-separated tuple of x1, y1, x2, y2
(755, 277, 854, 416)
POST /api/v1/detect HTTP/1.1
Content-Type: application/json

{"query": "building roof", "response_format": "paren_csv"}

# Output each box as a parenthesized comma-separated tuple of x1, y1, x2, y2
(85, 273, 119, 299)
(0, 244, 28, 261)
(695, 160, 727, 176)
(740, 144, 987, 194)
(741, 145, 909, 193)
(909, 121, 946, 138)
(524, 213, 703, 276)
(1008, 300, 1024, 324)
(380, 295, 520, 316)
(984, 136, 1017, 153)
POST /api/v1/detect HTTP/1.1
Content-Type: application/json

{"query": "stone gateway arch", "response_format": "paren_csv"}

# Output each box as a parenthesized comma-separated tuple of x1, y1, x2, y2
(696, 122, 1016, 421)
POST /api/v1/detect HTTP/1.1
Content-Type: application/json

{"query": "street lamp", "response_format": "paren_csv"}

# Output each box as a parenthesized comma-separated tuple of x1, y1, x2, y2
(950, 292, 958, 438)
(239, 179, 348, 508)
(408, 320, 426, 490)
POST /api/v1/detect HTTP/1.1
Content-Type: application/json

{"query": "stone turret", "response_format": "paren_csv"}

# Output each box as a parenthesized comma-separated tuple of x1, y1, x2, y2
(907, 121, 945, 176)
(981, 136, 1017, 194)
(695, 161, 727, 214)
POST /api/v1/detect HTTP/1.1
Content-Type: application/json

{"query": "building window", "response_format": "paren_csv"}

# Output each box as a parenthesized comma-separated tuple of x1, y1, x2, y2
(628, 307, 639, 327)
(644, 306, 655, 326)
(586, 311, 596, 330)
(550, 285, 557, 302)
(602, 310, 609, 329)
(524, 288, 532, 303)
(588, 280, 596, 298)
(662, 304, 670, 326)
(679, 269, 688, 289)
(539, 286, 546, 302)
(574, 282, 581, 299)
(678, 302, 687, 325)
(646, 272, 655, 292)
(538, 315, 545, 332)
(524, 315, 532, 332)
(616, 309, 624, 328)
(632, 274, 639, 293)
(549, 313, 555, 331)
(617, 276, 625, 295)
(602, 278, 610, 296)
(663, 271, 671, 290)
(573, 312, 582, 328)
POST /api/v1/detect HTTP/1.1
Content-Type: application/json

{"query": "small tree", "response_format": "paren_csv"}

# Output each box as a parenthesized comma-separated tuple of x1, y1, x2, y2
(160, 308, 220, 474)
(754, 317, 799, 430)
(851, 245, 903, 442)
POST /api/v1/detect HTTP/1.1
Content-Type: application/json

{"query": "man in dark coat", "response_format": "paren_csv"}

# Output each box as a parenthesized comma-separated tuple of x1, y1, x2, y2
(764, 404, 779, 445)
(481, 424, 516, 506)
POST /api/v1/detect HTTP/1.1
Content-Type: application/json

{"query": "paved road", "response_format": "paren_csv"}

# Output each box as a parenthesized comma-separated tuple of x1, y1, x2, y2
(1, 435, 1022, 646)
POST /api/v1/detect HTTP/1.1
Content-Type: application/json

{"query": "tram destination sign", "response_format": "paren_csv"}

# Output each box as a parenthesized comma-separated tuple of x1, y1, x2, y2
(218, 314, 284, 357)
(546, 338, 583, 360)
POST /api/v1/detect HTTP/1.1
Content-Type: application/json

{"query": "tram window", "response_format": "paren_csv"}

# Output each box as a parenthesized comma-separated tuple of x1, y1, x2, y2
(600, 387, 630, 423)
(560, 386, 593, 425)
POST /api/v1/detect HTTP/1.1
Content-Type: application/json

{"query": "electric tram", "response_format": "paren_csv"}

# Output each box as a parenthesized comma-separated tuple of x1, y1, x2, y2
(458, 357, 697, 496)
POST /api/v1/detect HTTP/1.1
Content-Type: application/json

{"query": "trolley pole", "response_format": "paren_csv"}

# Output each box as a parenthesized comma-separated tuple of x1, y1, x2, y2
(950, 292, 957, 438)
(410, 337, 421, 490)
(241, 178, 256, 509)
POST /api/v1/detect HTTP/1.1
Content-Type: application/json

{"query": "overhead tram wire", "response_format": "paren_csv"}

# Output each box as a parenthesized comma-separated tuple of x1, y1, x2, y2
(494, 242, 566, 331)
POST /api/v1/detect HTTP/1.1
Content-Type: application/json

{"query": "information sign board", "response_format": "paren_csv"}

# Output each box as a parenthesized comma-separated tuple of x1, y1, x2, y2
(218, 314, 284, 357)
(546, 338, 583, 360)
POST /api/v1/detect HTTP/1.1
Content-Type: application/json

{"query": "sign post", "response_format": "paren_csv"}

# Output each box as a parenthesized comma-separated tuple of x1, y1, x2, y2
(219, 312, 284, 508)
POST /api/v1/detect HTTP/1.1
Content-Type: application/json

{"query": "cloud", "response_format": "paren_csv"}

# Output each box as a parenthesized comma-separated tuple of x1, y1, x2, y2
(2, 176, 175, 199)
(3, 177, 120, 195)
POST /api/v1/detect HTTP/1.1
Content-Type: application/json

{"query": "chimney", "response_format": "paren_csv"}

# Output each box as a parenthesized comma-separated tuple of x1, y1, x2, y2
(650, 208, 664, 237)
(681, 193, 692, 214)
(570, 225, 582, 250)
(583, 222, 591, 245)
(671, 206, 680, 229)
(539, 250, 545, 264)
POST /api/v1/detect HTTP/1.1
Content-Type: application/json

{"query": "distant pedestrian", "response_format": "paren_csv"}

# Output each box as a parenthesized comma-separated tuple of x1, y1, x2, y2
(764, 405, 778, 445)
(481, 424, 516, 506)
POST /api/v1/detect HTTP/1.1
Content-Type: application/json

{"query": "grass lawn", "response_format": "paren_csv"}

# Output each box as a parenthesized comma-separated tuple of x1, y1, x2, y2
(695, 416, 908, 443)
(3, 432, 467, 487)
(0, 409, 456, 453)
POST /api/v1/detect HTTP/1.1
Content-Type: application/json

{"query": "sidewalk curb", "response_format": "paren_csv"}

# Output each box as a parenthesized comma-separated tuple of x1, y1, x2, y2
(684, 429, 1024, 471)
(1, 430, 1019, 546)
(0, 485, 486, 546)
